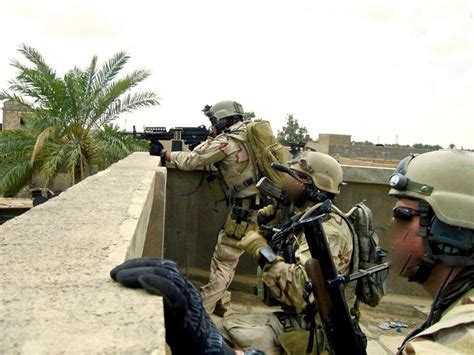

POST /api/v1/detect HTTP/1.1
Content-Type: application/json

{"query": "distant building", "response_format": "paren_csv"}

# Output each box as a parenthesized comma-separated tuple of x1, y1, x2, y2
(306, 133, 435, 163)
(1, 101, 30, 131)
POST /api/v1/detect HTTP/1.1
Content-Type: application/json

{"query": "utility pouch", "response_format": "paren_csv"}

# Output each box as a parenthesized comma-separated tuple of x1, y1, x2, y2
(224, 218, 237, 237)
(235, 221, 249, 239)
(224, 206, 252, 239)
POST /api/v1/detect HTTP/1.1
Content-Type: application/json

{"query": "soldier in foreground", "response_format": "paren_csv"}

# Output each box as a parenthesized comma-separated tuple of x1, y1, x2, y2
(150, 100, 261, 315)
(388, 149, 473, 353)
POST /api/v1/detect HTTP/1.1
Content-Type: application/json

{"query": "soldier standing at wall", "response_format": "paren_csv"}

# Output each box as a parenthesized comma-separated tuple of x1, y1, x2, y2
(388, 150, 473, 354)
(150, 100, 261, 315)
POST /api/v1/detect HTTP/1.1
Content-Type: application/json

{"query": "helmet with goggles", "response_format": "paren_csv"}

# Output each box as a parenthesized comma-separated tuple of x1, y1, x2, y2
(389, 150, 474, 277)
(388, 150, 474, 230)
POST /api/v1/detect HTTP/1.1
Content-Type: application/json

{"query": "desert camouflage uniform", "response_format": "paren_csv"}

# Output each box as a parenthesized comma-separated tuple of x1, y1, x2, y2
(171, 121, 260, 313)
(398, 288, 474, 355)
(220, 204, 355, 354)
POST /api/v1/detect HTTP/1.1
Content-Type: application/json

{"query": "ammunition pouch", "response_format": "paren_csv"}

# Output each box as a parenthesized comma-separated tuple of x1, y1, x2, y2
(224, 206, 251, 239)
(274, 312, 295, 333)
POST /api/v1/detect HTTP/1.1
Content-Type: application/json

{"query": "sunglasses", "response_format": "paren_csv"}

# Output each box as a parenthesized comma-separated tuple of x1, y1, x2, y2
(392, 206, 420, 221)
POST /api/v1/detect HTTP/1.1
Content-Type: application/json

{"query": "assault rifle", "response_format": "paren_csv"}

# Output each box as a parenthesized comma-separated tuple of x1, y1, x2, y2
(301, 200, 390, 354)
(129, 125, 209, 151)
(256, 177, 297, 262)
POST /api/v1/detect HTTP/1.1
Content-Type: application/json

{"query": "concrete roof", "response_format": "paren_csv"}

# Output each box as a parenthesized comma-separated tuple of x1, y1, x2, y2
(0, 153, 167, 354)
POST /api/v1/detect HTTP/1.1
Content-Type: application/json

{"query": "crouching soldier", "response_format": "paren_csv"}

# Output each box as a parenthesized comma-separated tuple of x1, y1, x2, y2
(220, 151, 359, 354)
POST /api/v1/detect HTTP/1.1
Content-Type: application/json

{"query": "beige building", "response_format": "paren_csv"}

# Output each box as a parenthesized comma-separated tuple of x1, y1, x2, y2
(1, 101, 30, 131)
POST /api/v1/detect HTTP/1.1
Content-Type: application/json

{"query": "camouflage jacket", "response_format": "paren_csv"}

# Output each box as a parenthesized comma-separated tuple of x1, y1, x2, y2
(261, 204, 354, 313)
(399, 288, 474, 354)
(170, 122, 258, 198)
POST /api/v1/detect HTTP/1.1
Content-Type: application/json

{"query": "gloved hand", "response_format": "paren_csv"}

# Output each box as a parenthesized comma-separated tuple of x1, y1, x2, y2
(110, 258, 234, 355)
(257, 205, 276, 226)
(257, 205, 284, 238)
(237, 231, 269, 263)
(149, 140, 165, 157)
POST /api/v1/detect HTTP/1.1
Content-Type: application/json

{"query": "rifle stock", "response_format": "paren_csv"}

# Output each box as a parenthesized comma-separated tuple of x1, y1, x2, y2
(301, 201, 367, 355)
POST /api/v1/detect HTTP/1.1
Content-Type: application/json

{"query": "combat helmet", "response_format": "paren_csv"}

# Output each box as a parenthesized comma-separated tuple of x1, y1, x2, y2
(203, 100, 244, 124)
(389, 150, 474, 230)
(388, 149, 474, 273)
(289, 151, 344, 195)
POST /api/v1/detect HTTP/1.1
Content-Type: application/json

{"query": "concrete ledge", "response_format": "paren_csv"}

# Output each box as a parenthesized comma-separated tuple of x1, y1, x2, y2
(0, 152, 167, 354)
(342, 165, 394, 185)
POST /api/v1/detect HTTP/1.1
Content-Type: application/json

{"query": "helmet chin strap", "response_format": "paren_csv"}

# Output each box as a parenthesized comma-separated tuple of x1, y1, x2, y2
(303, 184, 332, 204)
(408, 200, 474, 283)
(213, 116, 242, 135)
(408, 202, 437, 284)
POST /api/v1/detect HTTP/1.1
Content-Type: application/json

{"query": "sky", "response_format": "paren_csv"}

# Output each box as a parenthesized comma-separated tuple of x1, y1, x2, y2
(0, 0, 472, 148)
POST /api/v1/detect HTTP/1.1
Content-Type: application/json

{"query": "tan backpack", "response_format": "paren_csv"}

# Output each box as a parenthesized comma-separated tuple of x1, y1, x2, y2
(244, 120, 290, 188)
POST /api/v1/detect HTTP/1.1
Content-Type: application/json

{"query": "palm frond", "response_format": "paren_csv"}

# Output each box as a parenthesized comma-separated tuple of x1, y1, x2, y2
(103, 91, 159, 123)
(0, 130, 35, 160)
(86, 69, 153, 129)
(92, 51, 129, 92)
(30, 126, 56, 165)
(93, 124, 147, 167)
(17, 44, 57, 80)
(0, 158, 33, 195)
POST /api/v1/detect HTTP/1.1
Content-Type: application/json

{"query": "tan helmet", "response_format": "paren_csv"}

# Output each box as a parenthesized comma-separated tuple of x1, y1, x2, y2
(289, 151, 343, 194)
(206, 100, 244, 121)
(388, 150, 474, 230)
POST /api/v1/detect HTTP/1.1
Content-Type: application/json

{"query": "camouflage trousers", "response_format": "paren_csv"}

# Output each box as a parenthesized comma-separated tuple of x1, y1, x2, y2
(201, 208, 259, 313)
(218, 312, 327, 355)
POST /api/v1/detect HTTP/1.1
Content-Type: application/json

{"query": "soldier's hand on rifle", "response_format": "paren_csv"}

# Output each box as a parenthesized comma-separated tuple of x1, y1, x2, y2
(237, 231, 269, 263)
(257, 205, 284, 237)
(149, 139, 166, 157)
(110, 258, 233, 355)
(257, 205, 276, 225)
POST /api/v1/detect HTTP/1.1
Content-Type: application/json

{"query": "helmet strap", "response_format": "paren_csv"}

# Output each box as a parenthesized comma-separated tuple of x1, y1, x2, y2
(410, 201, 474, 282)
(304, 185, 333, 204)
(213, 119, 228, 135)
(213, 115, 242, 135)
(408, 201, 437, 283)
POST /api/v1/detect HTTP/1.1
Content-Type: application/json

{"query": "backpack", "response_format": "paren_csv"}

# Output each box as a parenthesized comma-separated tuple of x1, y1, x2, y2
(344, 201, 388, 308)
(234, 120, 290, 189)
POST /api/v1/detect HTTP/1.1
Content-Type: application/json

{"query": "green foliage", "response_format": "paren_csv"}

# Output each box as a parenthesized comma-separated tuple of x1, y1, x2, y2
(0, 44, 159, 195)
(412, 143, 443, 150)
(243, 111, 256, 120)
(276, 114, 311, 146)
(353, 140, 375, 146)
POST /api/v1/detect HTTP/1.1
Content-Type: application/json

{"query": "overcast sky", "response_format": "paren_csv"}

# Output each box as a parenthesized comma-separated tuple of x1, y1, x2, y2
(0, 0, 472, 148)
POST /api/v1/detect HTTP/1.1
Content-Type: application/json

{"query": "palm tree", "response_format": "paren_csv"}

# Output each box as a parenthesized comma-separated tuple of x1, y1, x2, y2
(0, 44, 159, 195)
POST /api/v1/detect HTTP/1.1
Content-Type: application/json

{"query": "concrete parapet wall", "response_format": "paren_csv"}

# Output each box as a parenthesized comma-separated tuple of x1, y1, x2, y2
(0, 153, 167, 354)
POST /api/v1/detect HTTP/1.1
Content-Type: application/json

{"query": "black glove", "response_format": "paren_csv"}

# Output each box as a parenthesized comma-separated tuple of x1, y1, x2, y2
(110, 258, 234, 355)
(149, 140, 165, 157)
